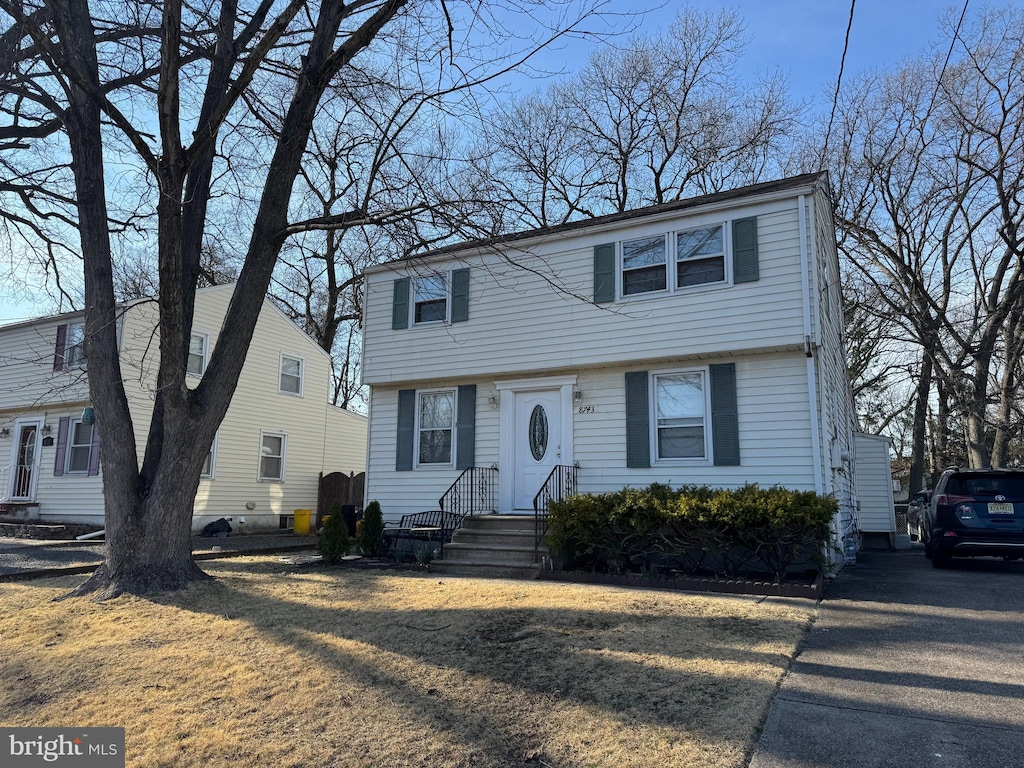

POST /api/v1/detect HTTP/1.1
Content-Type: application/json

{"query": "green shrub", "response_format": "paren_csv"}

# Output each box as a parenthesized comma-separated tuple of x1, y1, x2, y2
(546, 483, 837, 580)
(359, 500, 385, 558)
(317, 502, 350, 564)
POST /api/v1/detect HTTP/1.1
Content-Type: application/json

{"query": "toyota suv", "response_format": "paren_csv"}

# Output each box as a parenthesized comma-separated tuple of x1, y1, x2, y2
(923, 467, 1024, 568)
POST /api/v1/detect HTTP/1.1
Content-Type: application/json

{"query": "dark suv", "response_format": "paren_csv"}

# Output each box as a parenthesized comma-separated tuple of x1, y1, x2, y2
(923, 467, 1024, 568)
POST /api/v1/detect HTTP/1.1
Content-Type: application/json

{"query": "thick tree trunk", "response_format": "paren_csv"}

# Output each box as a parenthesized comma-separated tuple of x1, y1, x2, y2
(964, 352, 992, 469)
(909, 352, 931, 492)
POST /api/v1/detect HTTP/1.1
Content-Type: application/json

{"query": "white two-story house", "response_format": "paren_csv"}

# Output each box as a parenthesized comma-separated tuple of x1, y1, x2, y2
(360, 172, 860, 555)
(0, 283, 367, 532)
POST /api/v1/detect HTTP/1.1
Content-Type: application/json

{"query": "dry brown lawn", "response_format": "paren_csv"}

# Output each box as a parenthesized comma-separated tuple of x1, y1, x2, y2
(0, 556, 815, 768)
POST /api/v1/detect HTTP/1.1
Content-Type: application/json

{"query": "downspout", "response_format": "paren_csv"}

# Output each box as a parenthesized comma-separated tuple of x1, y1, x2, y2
(799, 195, 824, 495)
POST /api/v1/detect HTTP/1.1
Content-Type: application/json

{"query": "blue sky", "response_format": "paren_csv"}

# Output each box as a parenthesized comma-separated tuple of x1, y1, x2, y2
(0, 0, 958, 325)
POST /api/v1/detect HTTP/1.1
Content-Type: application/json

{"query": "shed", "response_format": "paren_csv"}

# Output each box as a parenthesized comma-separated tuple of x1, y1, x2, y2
(854, 432, 896, 549)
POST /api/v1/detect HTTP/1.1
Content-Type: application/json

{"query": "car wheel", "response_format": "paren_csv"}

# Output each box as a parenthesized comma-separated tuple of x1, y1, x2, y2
(932, 551, 952, 569)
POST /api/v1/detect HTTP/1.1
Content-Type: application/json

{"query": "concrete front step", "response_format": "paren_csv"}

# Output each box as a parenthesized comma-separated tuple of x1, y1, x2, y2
(452, 529, 537, 546)
(460, 514, 537, 532)
(431, 560, 541, 579)
(442, 542, 541, 564)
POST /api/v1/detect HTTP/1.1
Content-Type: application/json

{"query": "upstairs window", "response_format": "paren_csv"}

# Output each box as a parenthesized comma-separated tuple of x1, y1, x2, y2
(188, 333, 208, 376)
(414, 275, 447, 323)
(65, 322, 86, 368)
(622, 235, 667, 295)
(279, 355, 303, 396)
(676, 225, 725, 287)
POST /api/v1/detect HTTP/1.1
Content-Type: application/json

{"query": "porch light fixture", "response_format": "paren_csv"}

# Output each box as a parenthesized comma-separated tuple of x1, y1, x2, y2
(0, 428, 9, 438)
(487, 391, 498, 409)
(573, 387, 583, 403)
(41, 424, 52, 435)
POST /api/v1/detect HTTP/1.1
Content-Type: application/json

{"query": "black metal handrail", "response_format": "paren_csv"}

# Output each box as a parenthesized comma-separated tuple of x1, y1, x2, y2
(533, 463, 578, 563)
(439, 465, 498, 518)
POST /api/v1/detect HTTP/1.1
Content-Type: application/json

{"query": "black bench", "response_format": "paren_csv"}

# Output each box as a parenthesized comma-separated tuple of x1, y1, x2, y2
(382, 510, 465, 561)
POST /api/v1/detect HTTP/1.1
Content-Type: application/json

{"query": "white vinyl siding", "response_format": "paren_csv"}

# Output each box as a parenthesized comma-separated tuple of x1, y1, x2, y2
(188, 333, 208, 376)
(364, 355, 818, 521)
(362, 199, 806, 386)
(66, 419, 93, 474)
(279, 354, 303, 396)
(259, 432, 286, 481)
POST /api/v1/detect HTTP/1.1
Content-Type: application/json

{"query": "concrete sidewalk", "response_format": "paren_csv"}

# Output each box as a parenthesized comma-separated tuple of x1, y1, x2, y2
(0, 533, 318, 579)
(749, 551, 1024, 768)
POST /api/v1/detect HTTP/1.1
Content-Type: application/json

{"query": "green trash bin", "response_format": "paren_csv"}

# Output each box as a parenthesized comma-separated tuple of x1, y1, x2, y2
(293, 509, 312, 536)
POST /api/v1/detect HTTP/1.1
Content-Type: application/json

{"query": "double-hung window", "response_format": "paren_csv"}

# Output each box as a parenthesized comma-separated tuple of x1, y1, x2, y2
(676, 225, 725, 287)
(653, 370, 708, 461)
(259, 432, 286, 481)
(414, 275, 447, 324)
(279, 355, 303, 396)
(188, 333, 208, 376)
(417, 390, 455, 465)
(620, 223, 728, 298)
(66, 419, 94, 473)
(622, 235, 668, 295)
(201, 432, 218, 478)
(65, 322, 86, 367)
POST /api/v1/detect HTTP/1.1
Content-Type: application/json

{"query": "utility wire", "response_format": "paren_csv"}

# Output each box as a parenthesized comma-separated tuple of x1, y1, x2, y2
(823, 0, 857, 157)
(927, 0, 970, 114)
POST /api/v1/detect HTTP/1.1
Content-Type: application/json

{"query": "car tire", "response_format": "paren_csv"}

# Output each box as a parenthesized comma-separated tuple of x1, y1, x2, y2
(932, 551, 952, 569)
(924, 538, 932, 559)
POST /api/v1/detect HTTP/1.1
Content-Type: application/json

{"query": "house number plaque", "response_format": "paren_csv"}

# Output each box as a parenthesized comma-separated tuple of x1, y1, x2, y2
(576, 405, 596, 414)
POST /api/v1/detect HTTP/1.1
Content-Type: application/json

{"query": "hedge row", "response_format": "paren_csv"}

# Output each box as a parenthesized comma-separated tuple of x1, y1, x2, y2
(545, 483, 837, 581)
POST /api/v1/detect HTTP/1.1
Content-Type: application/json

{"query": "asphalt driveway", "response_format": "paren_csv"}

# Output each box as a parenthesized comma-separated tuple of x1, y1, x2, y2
(749, 550, 1024, 768)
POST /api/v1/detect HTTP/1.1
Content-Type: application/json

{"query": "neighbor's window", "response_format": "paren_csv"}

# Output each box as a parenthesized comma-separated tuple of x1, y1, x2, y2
(417, 390, 454, 465)
(201, 433, 218, 478)
(66, 419, 93, 473)
(65, 322, 86, 367)
(188, 333, 208, 377)
(259, 432, 285, 481)
(653, 371, 707, 460)
(676, 225, 726, 287)
(279, 355, 303, 396)
(621, 235, 667, 295)
(413, 274, 447, 323)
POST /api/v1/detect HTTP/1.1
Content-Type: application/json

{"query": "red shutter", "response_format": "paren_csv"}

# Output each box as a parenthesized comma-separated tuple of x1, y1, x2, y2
(53, 324, 67, 371)
(53, 417, 70, 476)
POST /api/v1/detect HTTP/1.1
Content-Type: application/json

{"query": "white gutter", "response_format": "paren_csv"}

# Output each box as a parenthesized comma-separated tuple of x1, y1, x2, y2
(799, 194, 825, 494)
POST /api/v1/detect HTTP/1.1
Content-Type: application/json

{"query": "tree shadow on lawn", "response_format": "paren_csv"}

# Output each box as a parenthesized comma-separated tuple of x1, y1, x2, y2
(150, 567, 811, 767)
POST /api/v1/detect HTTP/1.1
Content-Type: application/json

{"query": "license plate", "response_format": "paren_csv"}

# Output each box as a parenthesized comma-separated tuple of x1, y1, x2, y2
(988, 502, 1015, 515)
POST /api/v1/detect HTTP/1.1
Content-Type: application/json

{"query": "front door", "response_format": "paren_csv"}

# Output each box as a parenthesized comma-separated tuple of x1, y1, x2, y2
(10, 422, 41, 500)
(513, 390, 562, 510)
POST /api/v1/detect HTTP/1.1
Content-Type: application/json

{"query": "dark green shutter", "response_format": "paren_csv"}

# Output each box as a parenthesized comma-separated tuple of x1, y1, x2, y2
(392, 278, 410, 329)
(451, 268, 470, 323)
(732, 217, 759, 283)
(594, 243, 616, 303)
(456, 384, 476, 469)
(396, 389, 415, 470)
(710, 363, 740, 466)
(625, 371, 651, 468)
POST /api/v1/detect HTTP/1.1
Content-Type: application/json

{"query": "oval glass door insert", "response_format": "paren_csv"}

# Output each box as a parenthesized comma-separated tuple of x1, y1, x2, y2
(529, 404, 549, 461)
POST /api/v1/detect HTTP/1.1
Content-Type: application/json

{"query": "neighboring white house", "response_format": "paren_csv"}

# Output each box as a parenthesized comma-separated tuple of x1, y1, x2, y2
(360, 172, 862, 553)
(0, 284, 367, 532)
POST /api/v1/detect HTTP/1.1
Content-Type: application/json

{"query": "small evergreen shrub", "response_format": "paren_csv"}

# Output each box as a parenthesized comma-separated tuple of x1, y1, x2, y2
(546, 484, 837, 581)
(318, 502, 350, 564)
(359, 500, 385, 558)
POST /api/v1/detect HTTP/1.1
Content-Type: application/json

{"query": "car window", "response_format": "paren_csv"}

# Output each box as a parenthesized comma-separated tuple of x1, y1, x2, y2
(945, 474, 1024, 496)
